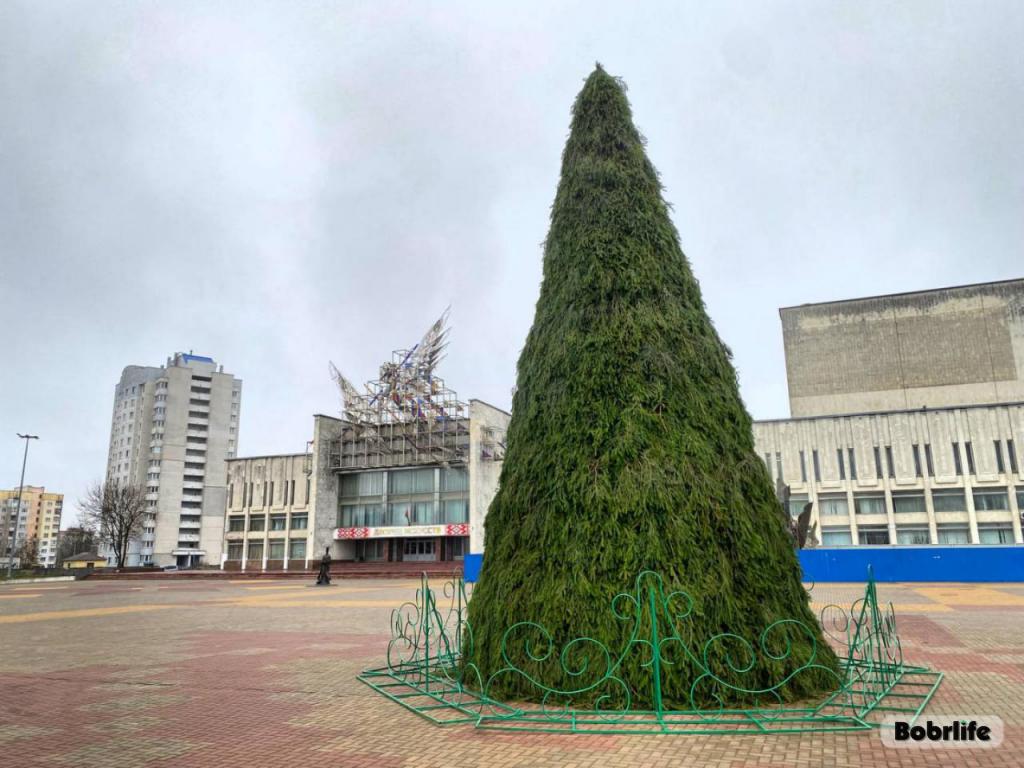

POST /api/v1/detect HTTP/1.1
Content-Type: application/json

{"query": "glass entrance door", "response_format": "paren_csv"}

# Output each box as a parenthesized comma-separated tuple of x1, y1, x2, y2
(403, 538, 437, 562)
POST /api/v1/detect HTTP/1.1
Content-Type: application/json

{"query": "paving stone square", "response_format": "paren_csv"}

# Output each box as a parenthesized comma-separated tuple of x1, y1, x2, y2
(1, 578, 1022, 767)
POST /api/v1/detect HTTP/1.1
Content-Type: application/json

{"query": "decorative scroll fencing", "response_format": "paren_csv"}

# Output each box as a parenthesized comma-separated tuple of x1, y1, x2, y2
(358, 568, 942, 734)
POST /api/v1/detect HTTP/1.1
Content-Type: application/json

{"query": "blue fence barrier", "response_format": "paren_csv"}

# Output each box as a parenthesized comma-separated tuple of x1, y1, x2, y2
(799, 546, 1024, 583)
(463, 547, 1024, 584)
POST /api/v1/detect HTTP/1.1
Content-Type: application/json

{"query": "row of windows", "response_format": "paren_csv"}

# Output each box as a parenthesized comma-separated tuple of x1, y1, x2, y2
(338, 499, 469, 528)
(769, 439, 1021, 484)
(227, 514, 308, 532)
(821, 523, 1015, 547)
(340, 468, 468, 498)
(226, 539, 306, 560)
(793, 487, 1024, 517)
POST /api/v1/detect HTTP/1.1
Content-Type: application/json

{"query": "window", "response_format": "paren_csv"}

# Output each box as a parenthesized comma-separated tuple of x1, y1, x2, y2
(249, 515, 265, 532)
(891, 492, 926, 514)
(441, 467, 469, 492)
(854, 494, 887, 515)
(247, 541, 264, 560)
(924, 444, 934, 477)
(937, 524, 970, 545)
(895, 527, 931, 545)
(931, 489, 966, 513)
(775, 452, 783, 482)
(392, 501, 436, 525)
(403, 539, 436, 557)
(341, 472, 385, 498)
(270, 515, 287, 531)
(442, 499, 469, 524)
(1017, 487, 1024, 511)
(812, 450, 821, 483)
(268, 540, 285, 560)
(821, 527, 853, 546)
(848, 448, 857, 480)
(306, 478, 311, 504)
(973, 489, 1009, 511)
(228, 484, 234, 507)
(289, 539, 307, 560)
(269, 481, 274, 505)
(965, 442, 976, 475)
(1008, 440, 1019, 474)
(339, 504, 384, 528)
(262, 483, 267, 507)
(978, 524, 1014, 544)
(787, 495, 809, 519)
(289, 479, 295, 505)
(873, 447, 882, 479)
(447, 537, 468, 560)
(912, 445, 922, 478)
(837, 449, 845, 481)
(818, 494, 848, 516)
(885, 446, 895, 478)
(858, 526, 890, 545)
(388, 468, 434, 495)
(356, 540, 386, 561)
(952, 443, 963, 475)
(994, 441, 1005, 474)
(290, 514, 307, 530)
(799, 450, 807, 483)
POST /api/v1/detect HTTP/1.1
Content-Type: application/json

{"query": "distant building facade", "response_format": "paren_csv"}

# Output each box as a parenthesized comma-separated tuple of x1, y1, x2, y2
(221, 402, 509, 571)
(220, 314, 509, 572)
(105, 352, 241, 568)
(756, 279, 1024, 547)
(0, 486, 63, 567)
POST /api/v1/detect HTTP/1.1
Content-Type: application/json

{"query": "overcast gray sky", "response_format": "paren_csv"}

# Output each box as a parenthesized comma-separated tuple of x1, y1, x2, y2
(2, 1, 1022, 526)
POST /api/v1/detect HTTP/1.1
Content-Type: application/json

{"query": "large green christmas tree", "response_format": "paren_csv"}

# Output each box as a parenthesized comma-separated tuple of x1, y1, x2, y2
(466, 66, 838, 709)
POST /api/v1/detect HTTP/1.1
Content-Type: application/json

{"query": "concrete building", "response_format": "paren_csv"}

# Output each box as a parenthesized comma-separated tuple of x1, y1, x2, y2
(755, 279, 1024, 547)
(221, 401, 509, 571)
(0, 486, 63, 568)
(781, 278, 1024, 418)
(105, 352, 241, 568)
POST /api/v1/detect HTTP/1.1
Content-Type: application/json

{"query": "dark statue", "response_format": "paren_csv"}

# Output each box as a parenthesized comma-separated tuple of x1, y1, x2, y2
(315, 546, 332, 585)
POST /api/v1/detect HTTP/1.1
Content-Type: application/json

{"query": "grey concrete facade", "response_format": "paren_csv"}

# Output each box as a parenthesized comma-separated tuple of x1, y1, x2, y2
(223, 452, 313, 570)
(105, 352, 241, 567)
(754, 403, 1024, 547)
(781, 279, 1024, 418)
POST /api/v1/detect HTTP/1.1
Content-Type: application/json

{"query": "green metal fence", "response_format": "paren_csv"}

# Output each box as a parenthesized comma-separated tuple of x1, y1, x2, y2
(359, 568, 942, 734)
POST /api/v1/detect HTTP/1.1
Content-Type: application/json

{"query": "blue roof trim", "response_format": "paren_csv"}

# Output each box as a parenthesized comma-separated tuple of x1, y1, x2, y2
(182, 354, 214, 363)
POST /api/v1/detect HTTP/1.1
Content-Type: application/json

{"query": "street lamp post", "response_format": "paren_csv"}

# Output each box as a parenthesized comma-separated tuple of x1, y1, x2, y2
(7, 434, 39, 578)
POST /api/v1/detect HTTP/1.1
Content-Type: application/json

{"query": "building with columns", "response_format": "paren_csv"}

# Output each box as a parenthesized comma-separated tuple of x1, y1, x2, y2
(754, 279, 1024, 547)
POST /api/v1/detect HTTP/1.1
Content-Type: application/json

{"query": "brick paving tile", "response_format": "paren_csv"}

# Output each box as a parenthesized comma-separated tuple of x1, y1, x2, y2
(1, 578, 1022, 767)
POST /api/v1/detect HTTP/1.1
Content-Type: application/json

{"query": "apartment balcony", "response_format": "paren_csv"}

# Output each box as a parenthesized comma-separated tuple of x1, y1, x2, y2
(190, 392, 211, 402)
(190, 403, 210, 414)
(182, 480, 205, 491)
(186, 430, 208, 440)
(145, 492, 160, 502)
(141, 532, 156, 542)
(178, 519, 201, 530)
(177, 533, 201, 544)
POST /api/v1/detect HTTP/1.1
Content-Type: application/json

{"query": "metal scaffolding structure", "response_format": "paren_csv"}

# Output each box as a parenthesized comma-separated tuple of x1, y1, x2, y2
(329, 310, 470, 470)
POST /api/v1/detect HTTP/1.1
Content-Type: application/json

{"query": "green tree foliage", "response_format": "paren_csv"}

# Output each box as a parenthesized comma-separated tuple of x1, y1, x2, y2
(466, 66, 838, 708)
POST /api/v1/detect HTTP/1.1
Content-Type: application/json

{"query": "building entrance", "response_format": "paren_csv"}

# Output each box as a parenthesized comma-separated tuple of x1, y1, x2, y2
(402, 538, 437, 562)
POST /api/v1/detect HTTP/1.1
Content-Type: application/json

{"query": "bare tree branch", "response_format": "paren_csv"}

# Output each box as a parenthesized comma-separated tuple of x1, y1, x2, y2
(79, 479, 147, 570)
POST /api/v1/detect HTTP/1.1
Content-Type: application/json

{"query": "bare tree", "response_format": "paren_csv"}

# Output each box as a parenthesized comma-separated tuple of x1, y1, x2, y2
(80, 480, 147, 570)
(14, 536, 39, 568)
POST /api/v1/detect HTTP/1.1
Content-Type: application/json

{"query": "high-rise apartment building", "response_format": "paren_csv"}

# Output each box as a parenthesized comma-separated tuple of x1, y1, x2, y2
(105, 352, 241, 567)
(0, 486, 63, 567)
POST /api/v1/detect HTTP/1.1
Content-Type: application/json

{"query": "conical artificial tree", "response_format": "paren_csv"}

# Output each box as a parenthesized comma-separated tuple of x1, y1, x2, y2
(466, 66, 839, 709)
